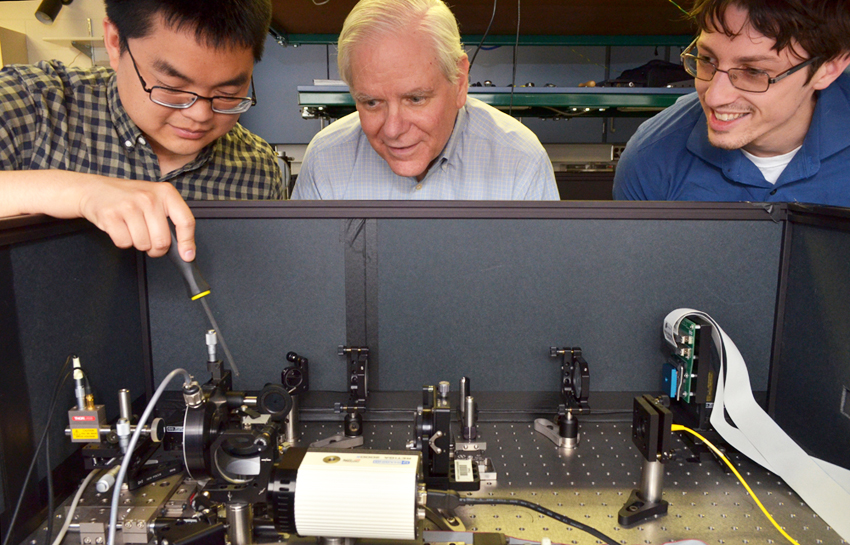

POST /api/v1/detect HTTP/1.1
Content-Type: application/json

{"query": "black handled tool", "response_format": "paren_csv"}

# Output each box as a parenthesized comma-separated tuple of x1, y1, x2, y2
(165, 228, 240, 376)
(167, 229, 210, 300)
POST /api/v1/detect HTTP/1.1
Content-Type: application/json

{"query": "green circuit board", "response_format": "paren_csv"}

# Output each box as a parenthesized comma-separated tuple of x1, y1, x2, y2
(673, 317, 698, 403)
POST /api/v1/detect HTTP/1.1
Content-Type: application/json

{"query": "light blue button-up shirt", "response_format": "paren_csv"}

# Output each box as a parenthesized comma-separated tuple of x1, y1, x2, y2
(292, 97, 559, 200)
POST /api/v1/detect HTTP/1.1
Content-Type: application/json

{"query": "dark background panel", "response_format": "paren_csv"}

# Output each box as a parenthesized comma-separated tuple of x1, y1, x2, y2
(0, 249, 23, 519)
(376, 218, 782, 392)
(146, 219, 348, 392)
(774, 223, 850, 469)
(1, 228, 144, 526)
(10, 231, 145, 471)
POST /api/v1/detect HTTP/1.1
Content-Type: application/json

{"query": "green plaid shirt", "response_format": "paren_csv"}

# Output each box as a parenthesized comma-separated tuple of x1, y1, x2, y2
(0, 61, 282, 200)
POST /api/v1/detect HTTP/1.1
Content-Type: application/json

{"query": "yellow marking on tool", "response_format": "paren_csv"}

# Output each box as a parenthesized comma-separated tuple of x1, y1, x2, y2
(191, 290, 211, 300)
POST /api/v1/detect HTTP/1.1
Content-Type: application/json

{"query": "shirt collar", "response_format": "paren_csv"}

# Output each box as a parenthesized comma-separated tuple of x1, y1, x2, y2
(812, 73, 850, 158)
(441, 102, 467, 165)
(421, 103, 466, 179)
(107, 72, 145, 149)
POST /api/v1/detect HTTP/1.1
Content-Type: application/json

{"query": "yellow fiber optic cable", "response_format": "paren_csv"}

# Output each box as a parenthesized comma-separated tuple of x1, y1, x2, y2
(671, 424, 800, 545)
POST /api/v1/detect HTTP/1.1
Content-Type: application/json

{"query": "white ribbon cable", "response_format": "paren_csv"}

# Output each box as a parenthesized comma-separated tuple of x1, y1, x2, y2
(664, 309, 850, 541)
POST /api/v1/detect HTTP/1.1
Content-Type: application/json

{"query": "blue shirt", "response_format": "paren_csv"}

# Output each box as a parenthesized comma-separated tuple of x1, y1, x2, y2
(613, 73, 850, 207)
(292, 96, 559, 200)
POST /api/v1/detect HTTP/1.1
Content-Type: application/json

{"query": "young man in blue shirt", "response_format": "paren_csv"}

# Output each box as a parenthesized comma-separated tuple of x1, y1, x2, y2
(614, 0, 850, 207)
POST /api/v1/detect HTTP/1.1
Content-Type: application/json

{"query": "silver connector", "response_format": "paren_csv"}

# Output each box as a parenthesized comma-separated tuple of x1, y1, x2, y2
(117, 387, 133, 453)
(206, 329, 218, 362)
(73, 356, 87, 410)
(226, 501, 253, 545)
(285, 395, 300, 444)
(116, 418, 131, 453)
(462, 396, 478, 441)
(95, 464, 121, 494)
(459, 377, 470, 419)
(182, 381, 204, 408)
(463, 396, 476, 428)
(118, 389, 132, 422)
(416, 483, 428, 520)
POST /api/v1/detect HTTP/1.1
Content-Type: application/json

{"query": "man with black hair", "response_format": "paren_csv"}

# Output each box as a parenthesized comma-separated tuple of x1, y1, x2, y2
(0, 0, 281, 261)
(613, 0, 850, 207)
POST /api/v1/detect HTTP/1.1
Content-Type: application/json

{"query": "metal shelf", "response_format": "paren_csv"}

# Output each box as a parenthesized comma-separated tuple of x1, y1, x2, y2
(42, 36, 104, 59)
(298, 85, 695, 119)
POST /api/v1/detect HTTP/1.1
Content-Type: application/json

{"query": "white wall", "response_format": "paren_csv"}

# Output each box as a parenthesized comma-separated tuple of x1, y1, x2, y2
(0, 0, 106, 67)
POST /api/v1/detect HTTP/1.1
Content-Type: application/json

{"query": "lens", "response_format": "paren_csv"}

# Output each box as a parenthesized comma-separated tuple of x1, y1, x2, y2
(729, 69, 769, 92)
(211, 98, 252, 114)
(150, 88, 196, 108)
(694, 58, 715, 80)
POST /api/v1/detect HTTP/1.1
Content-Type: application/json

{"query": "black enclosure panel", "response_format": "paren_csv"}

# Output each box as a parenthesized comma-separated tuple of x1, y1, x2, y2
(10, 201, 850, 540)
(377, 219, 781, 391)
(0, 226, 144, 522)
(146, 219, 347, 391)
(143, 205, 783, 396)
(774, 218, 850, 469)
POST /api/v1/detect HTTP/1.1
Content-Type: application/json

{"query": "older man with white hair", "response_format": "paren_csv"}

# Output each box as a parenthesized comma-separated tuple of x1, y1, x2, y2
(292, 0, 558, 200)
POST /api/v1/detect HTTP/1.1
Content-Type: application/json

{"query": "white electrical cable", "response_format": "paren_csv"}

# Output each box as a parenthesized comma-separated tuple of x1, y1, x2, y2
(663, 309, 850, 541)
(107, 368, 193, 545)
(51, 469, 99, 545)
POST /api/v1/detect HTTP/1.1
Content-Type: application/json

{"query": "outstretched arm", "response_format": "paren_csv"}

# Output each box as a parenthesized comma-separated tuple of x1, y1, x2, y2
(0, 170, 196, 261)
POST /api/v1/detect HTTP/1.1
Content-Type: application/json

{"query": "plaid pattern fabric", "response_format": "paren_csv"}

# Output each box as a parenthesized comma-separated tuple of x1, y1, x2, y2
(0, 61, 282, 200)
(291, 96, 558, 200)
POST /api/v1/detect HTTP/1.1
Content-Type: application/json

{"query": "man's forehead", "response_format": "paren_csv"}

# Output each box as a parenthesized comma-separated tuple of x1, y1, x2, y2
(349, 35, 450, 90)
(697, 29, 808, 64)
(128, 23, 254, 87)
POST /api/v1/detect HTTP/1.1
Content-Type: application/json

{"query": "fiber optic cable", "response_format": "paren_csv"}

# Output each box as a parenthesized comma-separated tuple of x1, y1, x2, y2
(672, 424, 800, 545)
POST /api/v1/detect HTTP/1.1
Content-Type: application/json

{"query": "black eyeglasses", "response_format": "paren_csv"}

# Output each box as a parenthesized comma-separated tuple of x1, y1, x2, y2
(126, 44, 257, 114)
(681, 38, 816, 93)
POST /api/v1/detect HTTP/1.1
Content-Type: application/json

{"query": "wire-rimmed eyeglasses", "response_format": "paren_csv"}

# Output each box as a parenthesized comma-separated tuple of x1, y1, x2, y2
(126, 44, 256, 114)
(680, 38, 816, 93)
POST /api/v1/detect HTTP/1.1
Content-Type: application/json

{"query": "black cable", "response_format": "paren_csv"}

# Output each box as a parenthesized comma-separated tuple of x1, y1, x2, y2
(468, 0, 498, 74)
(508, 0, 520, 116)
(458, 497, 619, 545)
(46, 433, 54, 544)
(1, 356, 74, 545)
